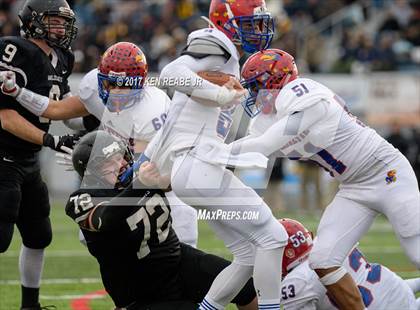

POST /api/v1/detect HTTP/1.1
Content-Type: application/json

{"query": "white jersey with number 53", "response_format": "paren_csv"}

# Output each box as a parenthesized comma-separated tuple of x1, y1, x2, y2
(281, 247, 418, 310)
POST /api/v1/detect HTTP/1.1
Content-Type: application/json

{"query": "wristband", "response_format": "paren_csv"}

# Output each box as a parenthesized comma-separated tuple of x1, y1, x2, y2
(16, 88, 50, 116)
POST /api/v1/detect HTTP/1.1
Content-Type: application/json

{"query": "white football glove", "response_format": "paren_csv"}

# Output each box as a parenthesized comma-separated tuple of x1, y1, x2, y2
(55, 146, 74, 171)
(0, 71, 20, 97)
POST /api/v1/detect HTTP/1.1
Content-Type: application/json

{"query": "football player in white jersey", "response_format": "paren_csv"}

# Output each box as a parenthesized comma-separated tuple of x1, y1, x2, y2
(226, 48, 420, 309)
(278, 218, 420, 310)
(138, 1, 289, 309)
(0, 42, 198, 247)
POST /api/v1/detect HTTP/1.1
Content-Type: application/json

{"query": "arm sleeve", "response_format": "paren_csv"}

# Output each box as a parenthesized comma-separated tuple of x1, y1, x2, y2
(231, 101, 327, 157)
(159, 54, 227, 103)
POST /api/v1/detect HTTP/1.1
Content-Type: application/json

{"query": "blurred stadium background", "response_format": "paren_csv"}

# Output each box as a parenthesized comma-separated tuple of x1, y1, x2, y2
(0, 0, 419, 309)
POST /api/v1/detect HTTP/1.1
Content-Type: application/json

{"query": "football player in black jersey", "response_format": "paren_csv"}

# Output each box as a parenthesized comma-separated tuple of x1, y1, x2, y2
(66, 130, 257, 310)
(0, 1, 79, 309)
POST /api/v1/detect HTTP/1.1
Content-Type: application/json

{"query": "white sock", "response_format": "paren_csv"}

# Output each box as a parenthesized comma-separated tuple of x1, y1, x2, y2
(199, 297, 224, 310)
(405, 278, 420, 294)
(416, 298, 420, 310)
(19, 245, 45, 288)
(201, 262, 253, 308)
(253, 246, 284, 309)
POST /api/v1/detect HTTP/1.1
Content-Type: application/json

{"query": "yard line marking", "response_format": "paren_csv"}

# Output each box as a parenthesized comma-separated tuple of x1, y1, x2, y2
(71, 289, 107, 310)
(0, 278, 101, 285)
(1, 245, 403, 258)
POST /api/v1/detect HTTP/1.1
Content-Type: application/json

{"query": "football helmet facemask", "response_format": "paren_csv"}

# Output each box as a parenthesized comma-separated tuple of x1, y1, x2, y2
(209, 0, 274, 53)
(72, 130, 134, 189)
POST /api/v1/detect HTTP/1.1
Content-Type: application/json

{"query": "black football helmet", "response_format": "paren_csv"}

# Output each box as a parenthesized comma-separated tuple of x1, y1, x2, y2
(72, 131, 134, 188)
(19, 0, 78, 50)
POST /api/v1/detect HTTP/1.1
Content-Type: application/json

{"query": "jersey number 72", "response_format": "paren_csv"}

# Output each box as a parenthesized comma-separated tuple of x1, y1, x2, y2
(126, 194, 170, 259)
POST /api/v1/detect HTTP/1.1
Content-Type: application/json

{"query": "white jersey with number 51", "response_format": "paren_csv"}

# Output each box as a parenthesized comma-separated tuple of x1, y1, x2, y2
(248, 78, 400, 183)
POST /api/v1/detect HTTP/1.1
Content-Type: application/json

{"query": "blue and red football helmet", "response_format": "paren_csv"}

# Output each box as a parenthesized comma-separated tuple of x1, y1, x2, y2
(97, 42, 148, 112)
(209, 0, 274, 53)
(241, 48, 298, 117)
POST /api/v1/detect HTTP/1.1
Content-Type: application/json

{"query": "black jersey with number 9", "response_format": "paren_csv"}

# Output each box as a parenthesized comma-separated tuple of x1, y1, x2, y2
(0, 36, 74, 156)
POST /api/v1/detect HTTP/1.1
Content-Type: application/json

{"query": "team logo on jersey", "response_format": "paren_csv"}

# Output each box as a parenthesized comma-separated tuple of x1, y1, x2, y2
(285, 248, 295, 259)
(385, 169, 397, 184)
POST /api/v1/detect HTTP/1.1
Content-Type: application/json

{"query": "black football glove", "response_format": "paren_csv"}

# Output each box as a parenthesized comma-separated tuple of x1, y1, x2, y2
(43, 133, 80, 153)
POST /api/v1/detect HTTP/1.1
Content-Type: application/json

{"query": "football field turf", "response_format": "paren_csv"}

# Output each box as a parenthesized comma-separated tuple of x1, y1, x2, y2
(0, 204, 419, 309)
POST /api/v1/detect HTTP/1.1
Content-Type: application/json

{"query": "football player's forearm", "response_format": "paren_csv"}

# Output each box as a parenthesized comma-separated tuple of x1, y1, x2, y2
(231, 118, 289, 156)
(43, 96, 89, 120)
(232, 103, 327, 156)
(16, 87, 88, 120)
(160, 55, 225, 103)
(0, 109, 44, 145)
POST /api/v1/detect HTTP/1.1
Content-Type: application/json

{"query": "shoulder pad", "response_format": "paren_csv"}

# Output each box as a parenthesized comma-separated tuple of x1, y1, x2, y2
(181, 36, 231, 60)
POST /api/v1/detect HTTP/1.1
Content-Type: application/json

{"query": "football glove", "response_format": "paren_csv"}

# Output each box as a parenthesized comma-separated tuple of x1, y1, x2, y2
(55, 146, 74, 171)
(0, 71, 20, 97)
(43, 133, 80, 153)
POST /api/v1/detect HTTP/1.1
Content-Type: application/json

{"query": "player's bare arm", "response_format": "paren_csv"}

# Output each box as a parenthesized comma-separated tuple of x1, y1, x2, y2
(42, 95, 89, 120)
(0, 109, 44, 145)
(0, 108, 79, 152)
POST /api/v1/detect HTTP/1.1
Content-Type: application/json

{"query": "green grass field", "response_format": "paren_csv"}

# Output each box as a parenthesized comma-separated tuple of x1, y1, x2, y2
(0, 204, 419, 310)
